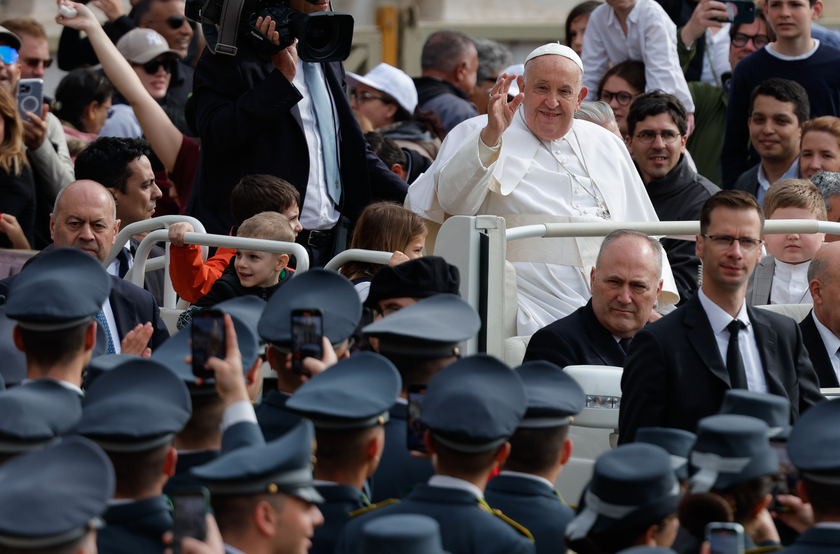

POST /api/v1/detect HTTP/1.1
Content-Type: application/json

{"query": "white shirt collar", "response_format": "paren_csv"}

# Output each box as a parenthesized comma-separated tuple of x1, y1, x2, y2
(428, 475, 484, 500)
(224, 544, 249, 554)
(757, 156, 800, 193)
(395, 397, 408, 405)
(312, 480, 340, 487)
(698, 288, 751, 335)
(814, 521, 840, 530)
(498, 470, 555, 491)
(812, 310, 840, 362)
(20, 377, 84, 396)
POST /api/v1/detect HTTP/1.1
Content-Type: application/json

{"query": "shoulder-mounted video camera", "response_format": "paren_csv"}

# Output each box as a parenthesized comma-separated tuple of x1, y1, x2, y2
(186, 0, 354, 62)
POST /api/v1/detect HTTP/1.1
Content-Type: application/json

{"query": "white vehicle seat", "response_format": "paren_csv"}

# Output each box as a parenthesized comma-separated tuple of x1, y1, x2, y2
(755, 303, 813, 323)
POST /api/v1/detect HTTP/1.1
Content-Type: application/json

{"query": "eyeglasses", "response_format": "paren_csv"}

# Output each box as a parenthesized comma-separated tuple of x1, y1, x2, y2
(600, 89, 636, 106)
(136, 58, 177, 75)
(732, 33, 771, 49)
(21, 56, 52, 70)
(635, 130, 681, 144)
(350, 90, 392, 105)
(146, 15, 190, 29)
(0, 46, 18, 65)
(700, 234, 764, 251)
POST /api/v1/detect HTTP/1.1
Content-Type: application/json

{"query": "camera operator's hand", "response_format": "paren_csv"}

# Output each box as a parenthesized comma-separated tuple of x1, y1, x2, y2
(257, 15, 298, 83)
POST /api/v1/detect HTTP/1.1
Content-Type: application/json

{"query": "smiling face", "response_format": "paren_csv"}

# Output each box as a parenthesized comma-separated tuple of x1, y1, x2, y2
(800, 130, 840, 180)
(764, 206, 824, 264)
(0, 39, 21, 96)
(590, 234, 662, 339)
(697, 207, 764, 294)
(749, 94, 802, 165)
(235, 248, 286, 288)
(113, 156, 161, 226)
(521, 55, 587, 142)
(142, 0, 193, 58)
(627, 112, 686, 184)
(133, 55, 173, 100)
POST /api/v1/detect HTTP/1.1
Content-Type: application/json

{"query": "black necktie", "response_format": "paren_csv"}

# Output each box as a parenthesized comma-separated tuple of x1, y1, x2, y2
(618, 337, 632, 354)
(726, 319, 748, 389)
(116, 247, 131, 279)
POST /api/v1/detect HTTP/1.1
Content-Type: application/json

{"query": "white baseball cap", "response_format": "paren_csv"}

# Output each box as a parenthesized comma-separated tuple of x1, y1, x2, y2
(346, 63, 418, 115)
(525, 42, 584, 74)
(117, 28, 182, 64)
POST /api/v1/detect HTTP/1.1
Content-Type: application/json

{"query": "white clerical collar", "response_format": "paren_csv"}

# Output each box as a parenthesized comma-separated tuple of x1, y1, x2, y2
(107, 498, 135, 506)
(428, 475, 484, 500)
(20, 377, 84, 396)
(698, 288, 751, 335)
(814, 522, 840, 530)
(499, 470, 555, 491)
(312, 480, 340, 487)
(396, 397, 408, 405)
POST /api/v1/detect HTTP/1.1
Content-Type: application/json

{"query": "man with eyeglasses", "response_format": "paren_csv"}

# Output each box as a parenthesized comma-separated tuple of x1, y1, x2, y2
(626, 91, 717, 305)
(619, 190, 823, 444)
(0, 22, 74, 250)
(722, 0, 840, 189)
(678, 8, 775, 186)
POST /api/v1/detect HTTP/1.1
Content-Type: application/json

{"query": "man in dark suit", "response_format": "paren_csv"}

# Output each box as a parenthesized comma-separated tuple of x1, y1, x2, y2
(619, 190, 823, 444)
(2, 180, 171, 355)
(187, 2, 407, 265)
(524, 229, 663, 368)
(801, 242, 840, 388)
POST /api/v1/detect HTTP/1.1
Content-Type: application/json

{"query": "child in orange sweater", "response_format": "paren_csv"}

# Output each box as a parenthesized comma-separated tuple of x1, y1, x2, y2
(168, 175, 302, 303)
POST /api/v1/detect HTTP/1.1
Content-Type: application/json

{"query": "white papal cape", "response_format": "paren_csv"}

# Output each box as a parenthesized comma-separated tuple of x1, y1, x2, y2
(406, 110, 679, 336)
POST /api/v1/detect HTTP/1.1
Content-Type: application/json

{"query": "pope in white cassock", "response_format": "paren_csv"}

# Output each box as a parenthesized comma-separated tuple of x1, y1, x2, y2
(406, 43, 678, 336)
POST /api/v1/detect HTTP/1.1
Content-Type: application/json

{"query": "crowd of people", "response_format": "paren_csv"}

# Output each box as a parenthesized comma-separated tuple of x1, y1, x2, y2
(0, 0, 839, 552)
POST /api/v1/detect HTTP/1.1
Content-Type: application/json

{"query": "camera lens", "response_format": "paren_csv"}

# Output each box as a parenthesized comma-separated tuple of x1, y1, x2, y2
(305, 18, 337, 53)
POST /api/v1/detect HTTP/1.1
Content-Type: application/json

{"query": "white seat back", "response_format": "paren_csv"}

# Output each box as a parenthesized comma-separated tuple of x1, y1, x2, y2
(755, 303, 813, 323)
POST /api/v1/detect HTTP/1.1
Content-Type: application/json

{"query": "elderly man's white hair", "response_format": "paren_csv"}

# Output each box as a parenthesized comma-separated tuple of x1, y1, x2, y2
(574, 101, 618, 127)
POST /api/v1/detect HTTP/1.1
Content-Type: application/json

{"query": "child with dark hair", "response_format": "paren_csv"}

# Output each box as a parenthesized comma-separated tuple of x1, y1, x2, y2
(169, 174, 302, 304)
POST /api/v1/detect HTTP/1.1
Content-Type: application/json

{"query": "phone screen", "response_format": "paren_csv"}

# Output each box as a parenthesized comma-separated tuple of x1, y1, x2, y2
(172, 490, 209, 554)
(291, 310, 324, 374)
(407, 384, 428, 453)
(191, 311, 226, 379)
(708, 526, 744, 554)
(769, 441, 799, 510)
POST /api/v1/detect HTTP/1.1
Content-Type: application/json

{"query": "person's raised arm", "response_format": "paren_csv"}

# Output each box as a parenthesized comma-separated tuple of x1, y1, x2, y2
(56, 0, 183, 172)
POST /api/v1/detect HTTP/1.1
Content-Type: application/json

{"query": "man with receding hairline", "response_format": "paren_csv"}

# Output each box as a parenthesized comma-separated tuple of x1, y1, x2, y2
(525, 229, 663, 368)
(0, 180, 169, 355)
(407, 43, 677, 336)
(414, 30, 479, 133)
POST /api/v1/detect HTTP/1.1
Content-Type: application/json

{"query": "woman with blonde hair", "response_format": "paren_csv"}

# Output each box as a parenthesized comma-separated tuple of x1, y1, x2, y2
(801, 116, 840, 180)
(0, 87, 35, 249)
(340, 201, 427, 302)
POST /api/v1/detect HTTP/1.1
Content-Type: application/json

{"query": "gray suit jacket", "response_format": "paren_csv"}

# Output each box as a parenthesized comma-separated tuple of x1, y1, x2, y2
(746, 255, 775, 305)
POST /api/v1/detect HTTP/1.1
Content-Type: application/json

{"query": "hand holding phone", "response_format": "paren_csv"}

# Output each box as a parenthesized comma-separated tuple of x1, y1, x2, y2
(407, 384, 429, 454)
(17, 79, 44, 124)
(706, 522, 745, 554)
(172, 487, 210, 554)
(290, 309, 324, 375)
(714, 1, 756, 24)
(192, 310, 226, 379)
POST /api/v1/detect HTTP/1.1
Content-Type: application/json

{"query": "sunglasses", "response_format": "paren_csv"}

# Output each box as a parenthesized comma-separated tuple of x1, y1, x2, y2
(0, 45, 18, 65)
(21, 56, 53, 70)
(146, 15, 191, 29)
(137, 58, 177, 75)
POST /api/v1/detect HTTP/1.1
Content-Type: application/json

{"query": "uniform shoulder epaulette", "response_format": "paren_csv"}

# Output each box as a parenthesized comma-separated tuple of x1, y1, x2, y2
(479, 502, 534, 542)
(349, 498, 399, 518)
(745, 545, 783, 554)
